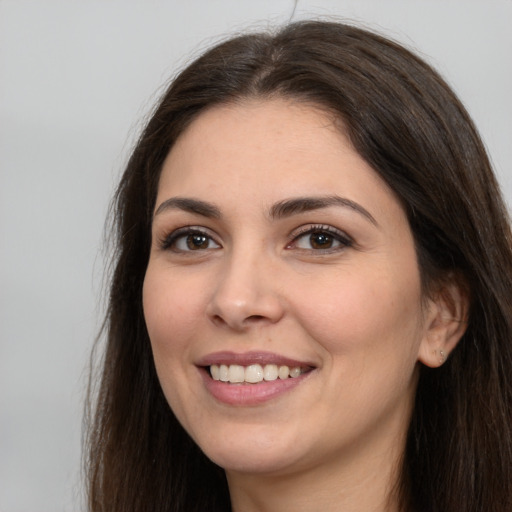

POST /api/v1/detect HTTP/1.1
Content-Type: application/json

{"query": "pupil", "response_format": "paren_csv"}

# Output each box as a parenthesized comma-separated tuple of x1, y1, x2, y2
(187, 234, 208, 250)
(310, 232, 332, 249)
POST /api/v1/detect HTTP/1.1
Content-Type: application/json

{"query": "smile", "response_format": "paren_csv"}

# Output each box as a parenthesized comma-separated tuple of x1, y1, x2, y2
(197, 351, 316, 405)
(210, 363, 305, 384)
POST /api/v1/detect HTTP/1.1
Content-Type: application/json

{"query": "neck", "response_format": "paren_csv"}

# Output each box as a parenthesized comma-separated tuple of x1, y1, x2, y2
(226, 436, 406, 512)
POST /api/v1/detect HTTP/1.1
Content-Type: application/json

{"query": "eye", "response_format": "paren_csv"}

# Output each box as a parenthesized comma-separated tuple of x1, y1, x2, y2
(160, 228, 221, 252)
(288, 225, 352, 252)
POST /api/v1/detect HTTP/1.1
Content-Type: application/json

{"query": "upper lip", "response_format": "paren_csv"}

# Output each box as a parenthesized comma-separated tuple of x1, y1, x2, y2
(196, 351, 316, 368)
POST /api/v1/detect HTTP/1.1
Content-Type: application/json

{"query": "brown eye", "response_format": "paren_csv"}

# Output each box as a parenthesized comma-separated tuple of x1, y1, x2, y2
(162, 229, 221, 252)
(186, 234, 210, 250)
(309, 232, 334, 249)
(291, 226, 352, 252)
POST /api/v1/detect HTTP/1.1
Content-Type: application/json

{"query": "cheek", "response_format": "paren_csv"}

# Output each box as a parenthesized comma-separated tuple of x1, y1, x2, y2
(291, 262, 424, 359)
(142, 267, 210, 428)
(142, 268, 206, 362)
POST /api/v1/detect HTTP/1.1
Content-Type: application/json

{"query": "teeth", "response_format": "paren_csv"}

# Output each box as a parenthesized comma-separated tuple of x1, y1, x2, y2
(210, 364, 220, 380)
(289, 366, 301, 378)
(245, 364, 263, 383)
(228, 364, 245, 383)
(263, 364, 278, 381)
(278, 365, 290, 379)
(210, 363, 304, 383)
(219, 364, 229, 382)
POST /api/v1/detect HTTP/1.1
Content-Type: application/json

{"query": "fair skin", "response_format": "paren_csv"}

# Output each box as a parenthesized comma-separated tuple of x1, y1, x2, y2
(143, 99, 464, 512)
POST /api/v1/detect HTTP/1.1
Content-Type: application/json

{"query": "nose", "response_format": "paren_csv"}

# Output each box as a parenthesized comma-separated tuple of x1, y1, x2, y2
(206, 249, 285, 331)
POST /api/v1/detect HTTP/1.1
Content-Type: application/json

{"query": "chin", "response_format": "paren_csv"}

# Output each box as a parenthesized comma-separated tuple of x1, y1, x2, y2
(195, 426, 304, 476)
(208, 449, 299, 476)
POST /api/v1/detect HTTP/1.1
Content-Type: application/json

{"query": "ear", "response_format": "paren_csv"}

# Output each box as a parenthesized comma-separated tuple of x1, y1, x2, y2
(417, 276, 469, 368)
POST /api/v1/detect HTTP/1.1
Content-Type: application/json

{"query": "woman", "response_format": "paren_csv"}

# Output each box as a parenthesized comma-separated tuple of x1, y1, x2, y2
(86, 20, 512, 512)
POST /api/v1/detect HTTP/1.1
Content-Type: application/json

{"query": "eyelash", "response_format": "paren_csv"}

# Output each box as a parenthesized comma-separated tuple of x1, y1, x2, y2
(158, 224, 353, 253)
(287, 224, 353, 253)
(159, 226, 220, 252)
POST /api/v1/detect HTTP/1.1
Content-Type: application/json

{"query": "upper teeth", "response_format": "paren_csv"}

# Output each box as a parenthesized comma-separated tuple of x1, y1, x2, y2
(210, 364, 303, 384)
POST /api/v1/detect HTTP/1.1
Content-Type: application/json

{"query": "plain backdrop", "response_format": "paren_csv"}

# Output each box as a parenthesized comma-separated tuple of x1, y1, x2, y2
(1, 1, 511, 511)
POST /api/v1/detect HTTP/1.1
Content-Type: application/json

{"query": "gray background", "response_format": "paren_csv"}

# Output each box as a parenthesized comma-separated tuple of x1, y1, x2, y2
(1, 1, 511, 511)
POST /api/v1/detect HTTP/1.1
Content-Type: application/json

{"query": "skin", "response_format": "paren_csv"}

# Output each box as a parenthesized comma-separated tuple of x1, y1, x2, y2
(143, 99, 461, 512)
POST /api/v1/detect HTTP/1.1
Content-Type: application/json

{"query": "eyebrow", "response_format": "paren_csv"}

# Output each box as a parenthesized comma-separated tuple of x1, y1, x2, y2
(154, 197, 221, 218)
(154, 194, 377, 226)
(269, 195, 377, 225)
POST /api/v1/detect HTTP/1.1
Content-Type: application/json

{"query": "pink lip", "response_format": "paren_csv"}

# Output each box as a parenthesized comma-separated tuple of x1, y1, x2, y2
(199, 369, 312, 406)
(196, 351, 316, 406)
(196, 350, 314, 368)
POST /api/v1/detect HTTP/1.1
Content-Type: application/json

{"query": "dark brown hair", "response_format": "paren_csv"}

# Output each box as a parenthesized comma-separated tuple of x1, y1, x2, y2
(86, 20, 512, 512)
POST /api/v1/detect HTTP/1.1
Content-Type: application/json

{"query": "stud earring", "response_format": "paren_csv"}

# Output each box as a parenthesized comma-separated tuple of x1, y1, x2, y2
(439, 350, 446, 364)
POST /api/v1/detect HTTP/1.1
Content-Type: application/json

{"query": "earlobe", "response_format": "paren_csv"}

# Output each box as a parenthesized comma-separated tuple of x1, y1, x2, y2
(417, 278, 469, 368)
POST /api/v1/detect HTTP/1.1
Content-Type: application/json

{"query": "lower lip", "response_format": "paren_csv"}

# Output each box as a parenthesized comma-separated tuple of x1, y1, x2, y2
(199, 368, 312, 406)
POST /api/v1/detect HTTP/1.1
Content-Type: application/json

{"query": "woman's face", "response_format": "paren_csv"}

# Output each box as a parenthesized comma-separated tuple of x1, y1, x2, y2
(143, 99, 434, 478)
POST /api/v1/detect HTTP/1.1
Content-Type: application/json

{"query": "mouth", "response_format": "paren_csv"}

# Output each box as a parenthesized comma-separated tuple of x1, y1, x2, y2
(209, 363, 311, 384)
(196, 351, 316, 405)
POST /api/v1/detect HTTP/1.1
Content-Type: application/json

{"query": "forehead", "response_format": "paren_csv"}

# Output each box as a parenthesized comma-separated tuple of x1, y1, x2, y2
(157, 99, 401, 221)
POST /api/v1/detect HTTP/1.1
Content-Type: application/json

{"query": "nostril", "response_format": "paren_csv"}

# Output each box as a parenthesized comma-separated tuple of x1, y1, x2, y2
(211, 314, 226, 326)
(246, 315, 266, 322)
(210, 313, 272, 330)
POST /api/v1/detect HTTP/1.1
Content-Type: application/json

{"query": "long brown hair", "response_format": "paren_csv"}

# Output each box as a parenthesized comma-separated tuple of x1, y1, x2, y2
(86, 20, 512, 512)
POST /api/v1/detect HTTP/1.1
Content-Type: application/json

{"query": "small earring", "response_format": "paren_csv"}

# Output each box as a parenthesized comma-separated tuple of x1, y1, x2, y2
(439, 350, 446, 364)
